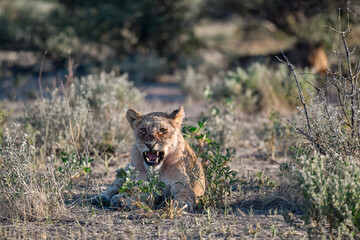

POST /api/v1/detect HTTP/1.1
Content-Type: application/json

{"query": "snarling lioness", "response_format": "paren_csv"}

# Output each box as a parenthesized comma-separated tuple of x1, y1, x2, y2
(95, 107, 205, 211)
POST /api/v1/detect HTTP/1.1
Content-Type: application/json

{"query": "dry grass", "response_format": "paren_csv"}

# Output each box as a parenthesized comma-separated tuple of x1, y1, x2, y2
(0, 124, 66, 221)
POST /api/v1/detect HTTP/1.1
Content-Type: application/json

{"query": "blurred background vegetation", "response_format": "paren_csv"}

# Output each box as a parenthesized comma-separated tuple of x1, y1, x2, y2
(0, 0, 358, 103)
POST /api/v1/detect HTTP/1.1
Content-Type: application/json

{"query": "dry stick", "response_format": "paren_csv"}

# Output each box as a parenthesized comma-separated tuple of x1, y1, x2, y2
(333, 47, 352, 125)
(38, 50, 47, 100)
(355, 61, 360, 139)
(277, 50, 325, 155)
(276, 49, 312, 133)
(341, 30, 358, 138)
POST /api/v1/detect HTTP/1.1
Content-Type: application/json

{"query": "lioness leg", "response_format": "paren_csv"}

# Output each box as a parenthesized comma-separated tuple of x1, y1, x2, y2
(92, 178, 123, 206)
(172, 184, 197, 212)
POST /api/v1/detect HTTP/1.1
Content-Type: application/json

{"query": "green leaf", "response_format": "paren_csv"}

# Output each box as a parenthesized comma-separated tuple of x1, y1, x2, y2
(189, 127, 197, 133)
(116, 168, 127, 179)
(195, 134, 204, 140)
(61, 156, 68, 163)
(158, 182, 167, 188)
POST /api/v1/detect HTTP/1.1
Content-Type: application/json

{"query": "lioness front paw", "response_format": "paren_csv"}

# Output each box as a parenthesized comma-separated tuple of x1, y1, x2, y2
(91, 194, 111, 206)
(110, 194, 136, 210)
(174, 200, 194, 212)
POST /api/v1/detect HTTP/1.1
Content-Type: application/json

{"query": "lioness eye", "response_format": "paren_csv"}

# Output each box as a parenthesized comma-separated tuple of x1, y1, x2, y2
(140, 127, 146, 133)
(160, 128, 167, 134)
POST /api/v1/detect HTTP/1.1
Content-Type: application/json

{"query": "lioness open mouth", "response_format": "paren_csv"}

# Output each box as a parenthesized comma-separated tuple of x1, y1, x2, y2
(143, 151, 165, 166)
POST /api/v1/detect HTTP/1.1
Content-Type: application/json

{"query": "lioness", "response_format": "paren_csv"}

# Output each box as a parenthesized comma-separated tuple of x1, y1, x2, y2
(94, 107, 205, 211)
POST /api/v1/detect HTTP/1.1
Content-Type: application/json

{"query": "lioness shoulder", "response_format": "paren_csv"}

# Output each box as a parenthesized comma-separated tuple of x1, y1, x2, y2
(94, 107, 205, 211)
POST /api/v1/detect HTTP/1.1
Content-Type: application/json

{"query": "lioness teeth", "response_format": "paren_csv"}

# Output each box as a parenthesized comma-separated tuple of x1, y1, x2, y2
(143, 151, 164, 165)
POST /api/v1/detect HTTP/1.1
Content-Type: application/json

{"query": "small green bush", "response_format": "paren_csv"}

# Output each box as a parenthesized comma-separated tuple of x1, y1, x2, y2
(263, 111, 297, 159)
(201, 105, 242, 150)
(0, 108, 11, 141)
(116, 166, 166, 209)
(179, 66, 213, 100)
(294, 153, 360, 238)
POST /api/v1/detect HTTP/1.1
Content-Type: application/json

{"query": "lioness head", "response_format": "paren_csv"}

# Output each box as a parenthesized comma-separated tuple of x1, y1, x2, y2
(126, 107, 185, 169)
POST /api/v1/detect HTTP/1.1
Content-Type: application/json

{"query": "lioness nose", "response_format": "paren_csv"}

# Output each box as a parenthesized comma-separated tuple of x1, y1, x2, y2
(145, 141, 157, 149)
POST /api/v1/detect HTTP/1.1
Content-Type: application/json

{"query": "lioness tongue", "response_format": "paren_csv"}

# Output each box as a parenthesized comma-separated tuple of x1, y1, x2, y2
(147, 152, 158, 161)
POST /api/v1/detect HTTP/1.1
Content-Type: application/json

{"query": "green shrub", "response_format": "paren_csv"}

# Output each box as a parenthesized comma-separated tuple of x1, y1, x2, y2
(59, 146, 93, 180)
(0, 0, 198, 60)
(0, 0, 61, 49)
(211, 63, 316, 113)
(199, 0, 339, 49)
(294, 153, 360, 238)
(183, 117, 238, 208)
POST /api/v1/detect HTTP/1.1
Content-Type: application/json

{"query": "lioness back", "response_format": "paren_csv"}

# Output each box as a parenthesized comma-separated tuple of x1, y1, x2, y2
(95, 107, 205, 212)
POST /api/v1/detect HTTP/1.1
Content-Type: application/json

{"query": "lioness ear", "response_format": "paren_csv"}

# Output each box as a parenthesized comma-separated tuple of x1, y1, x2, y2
(126, 109, 143, 130)
(168, 106, 185, 129)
